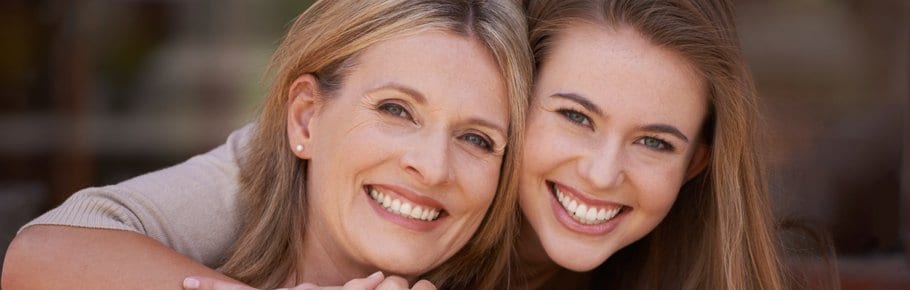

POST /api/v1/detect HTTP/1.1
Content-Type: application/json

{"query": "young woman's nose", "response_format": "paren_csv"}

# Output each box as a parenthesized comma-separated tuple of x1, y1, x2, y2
(577, 142, 626, 190)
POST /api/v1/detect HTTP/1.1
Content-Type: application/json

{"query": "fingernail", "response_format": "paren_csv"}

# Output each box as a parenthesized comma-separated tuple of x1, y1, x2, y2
(368, 271, 384, 281)
(183, 277, 201, 289)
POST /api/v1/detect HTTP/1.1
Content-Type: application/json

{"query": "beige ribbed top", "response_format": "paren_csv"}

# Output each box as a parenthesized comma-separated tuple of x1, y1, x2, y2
(22, 125, 252, 267)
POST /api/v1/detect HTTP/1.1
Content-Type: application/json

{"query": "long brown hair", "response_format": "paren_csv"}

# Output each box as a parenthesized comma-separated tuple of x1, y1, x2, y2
(526, 0, 786, 289)
(219, 1, 531, 289)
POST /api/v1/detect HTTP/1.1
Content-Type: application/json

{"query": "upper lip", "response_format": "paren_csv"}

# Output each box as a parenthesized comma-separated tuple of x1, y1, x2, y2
(548, 180, 627, 209)
(368, 183, 447, 211)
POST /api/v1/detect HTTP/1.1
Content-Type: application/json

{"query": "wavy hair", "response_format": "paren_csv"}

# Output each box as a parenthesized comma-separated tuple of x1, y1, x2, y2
(219, 1, 532, 289)
(526, 0, 786, 289)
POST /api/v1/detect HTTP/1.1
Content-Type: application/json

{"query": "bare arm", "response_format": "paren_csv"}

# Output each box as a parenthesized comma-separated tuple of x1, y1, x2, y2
(2, 225, 240, 290)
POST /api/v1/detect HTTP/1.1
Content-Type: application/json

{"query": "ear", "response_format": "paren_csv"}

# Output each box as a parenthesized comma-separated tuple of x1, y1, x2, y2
(287, 74, 322, 160)
(683, 143, 710, 181)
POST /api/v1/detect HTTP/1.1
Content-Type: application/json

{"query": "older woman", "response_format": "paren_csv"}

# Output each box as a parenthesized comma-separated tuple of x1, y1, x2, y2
(5, 0, 792, 289)
(2, 1, 531, 289)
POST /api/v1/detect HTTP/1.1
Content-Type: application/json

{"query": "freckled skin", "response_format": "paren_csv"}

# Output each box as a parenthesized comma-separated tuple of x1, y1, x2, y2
(519, 23, 709, 272)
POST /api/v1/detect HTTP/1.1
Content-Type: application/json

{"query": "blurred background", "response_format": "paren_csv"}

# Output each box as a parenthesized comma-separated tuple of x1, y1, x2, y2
(0, 0, 907, 288)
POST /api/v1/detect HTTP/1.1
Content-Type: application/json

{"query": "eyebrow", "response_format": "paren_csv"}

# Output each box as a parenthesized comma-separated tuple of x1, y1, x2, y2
(550, 93, 604, 117)
(374, 82, 508, 138)
(641, 124, 690, 143)
(550, 92, 690, 143)
(373, 82, 426, 104)
(466, 117, 508, 141)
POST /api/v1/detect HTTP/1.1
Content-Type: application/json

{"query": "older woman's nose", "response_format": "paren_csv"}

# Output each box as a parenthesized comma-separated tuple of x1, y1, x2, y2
(399, 130, 453, 187)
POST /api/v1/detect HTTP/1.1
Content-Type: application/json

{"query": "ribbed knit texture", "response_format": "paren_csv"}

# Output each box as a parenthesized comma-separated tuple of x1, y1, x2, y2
(21, 124, 252, 268)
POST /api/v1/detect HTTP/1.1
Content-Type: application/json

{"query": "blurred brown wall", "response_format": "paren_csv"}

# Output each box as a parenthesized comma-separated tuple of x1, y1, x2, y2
(0, 0, 908, 287)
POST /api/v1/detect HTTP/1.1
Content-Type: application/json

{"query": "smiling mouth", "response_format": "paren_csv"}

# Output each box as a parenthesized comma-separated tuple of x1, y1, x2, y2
(549, 182, 625, 225)
(367, 186, 444, 222)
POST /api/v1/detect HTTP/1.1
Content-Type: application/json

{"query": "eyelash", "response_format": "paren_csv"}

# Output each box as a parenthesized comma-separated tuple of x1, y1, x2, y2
(636, 136, 674, 152)
(377, 101, 495, 152)
(556, 108, 593, 129)
(460, 133, 494, 152)
(554, 106, 675, 153)
(378, 102, 413, 120)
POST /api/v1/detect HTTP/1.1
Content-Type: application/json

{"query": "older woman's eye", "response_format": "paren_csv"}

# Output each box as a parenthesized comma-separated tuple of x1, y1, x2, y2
(461, 133, 493, 152)
(378, 102, 412, 120)
(557, 109, 592, 128)
(637, 136, 674, 152)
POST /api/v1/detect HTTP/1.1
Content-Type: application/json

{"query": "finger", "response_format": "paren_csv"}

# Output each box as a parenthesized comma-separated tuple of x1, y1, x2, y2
(291, 283, 320, 290)
(183, 276, 256, 290)
(375, 276, 409, 290)
(411, 280, 437, 290)
(342, 271, 385, 290)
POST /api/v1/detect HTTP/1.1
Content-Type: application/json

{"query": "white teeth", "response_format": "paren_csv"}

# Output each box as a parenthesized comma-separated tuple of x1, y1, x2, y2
(400, 203, 412, 216)
(608, 208, 620, 220)
(391, 199, 401, 211)
(368, 187, 442, 221)
(574, 204, 588, 218)
(585, 207, 597, 222)
(553, 184, 623, 225)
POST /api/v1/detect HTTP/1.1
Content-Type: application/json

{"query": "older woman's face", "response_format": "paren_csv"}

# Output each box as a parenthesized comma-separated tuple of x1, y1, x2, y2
(290, 30, 508, 277)
(519, 23, 709, 271)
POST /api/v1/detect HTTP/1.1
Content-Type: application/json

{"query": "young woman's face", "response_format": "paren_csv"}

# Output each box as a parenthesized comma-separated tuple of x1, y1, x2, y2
(295, 30, 509, 277)
(519, 23, 709, 271)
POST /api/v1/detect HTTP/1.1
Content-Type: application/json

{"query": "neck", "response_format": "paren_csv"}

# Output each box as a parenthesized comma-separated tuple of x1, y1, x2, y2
(286, 225, 378, 287)
(513, 217, 561, 290)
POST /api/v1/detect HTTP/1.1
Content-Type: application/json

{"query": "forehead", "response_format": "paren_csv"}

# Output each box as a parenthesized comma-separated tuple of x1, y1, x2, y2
(537, 22, 707, 128)
(344, 29, 509, 122)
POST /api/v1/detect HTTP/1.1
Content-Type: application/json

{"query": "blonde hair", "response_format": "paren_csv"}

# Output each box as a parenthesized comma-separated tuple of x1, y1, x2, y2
(219, 1, 531, 289)
(526, 0, 785, 289)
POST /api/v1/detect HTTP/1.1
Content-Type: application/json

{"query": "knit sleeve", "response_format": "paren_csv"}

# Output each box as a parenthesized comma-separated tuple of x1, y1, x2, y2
(20, 124, 253, 268)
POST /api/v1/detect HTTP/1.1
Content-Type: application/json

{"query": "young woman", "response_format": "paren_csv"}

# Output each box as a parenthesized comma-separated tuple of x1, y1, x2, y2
(515, 0, 784, 288)
(2, 1, 532, 289)
(5, 0, 788, 289)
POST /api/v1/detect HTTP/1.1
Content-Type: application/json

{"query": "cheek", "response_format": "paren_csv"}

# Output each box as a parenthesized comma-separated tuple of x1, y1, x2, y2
(453, 153, 501, 215)
(632, 164, 685, 217)
(522, 114, 572, 172)
(306, 114, 388, 197)
(310, 107, 377, 157)
(523, 128, 551, 161)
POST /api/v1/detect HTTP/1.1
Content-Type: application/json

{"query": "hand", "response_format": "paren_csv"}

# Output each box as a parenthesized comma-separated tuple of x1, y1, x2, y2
(183, 271, 387, 290)
(373, 276, 436, 290)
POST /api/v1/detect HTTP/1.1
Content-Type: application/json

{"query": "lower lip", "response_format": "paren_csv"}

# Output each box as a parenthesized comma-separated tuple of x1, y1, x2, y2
(365, 188, 442, 232)
(549, 192, 625, 236)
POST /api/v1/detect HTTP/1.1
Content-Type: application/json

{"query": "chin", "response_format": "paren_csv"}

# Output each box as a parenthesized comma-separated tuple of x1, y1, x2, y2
(536, 227, 621, 272)
(360, 236, 447, 275)
(547, 247, 612, 272)
(369, 251, 439, 276)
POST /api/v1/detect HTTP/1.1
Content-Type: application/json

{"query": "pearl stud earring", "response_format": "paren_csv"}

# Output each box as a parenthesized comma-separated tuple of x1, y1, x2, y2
(295, 144, 304, 152)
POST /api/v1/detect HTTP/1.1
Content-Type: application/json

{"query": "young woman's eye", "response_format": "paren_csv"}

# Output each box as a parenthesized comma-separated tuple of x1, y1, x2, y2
(378, 102, 412, 120)
(637, 136, 674, 152)
(557, 109, 592, 128)
(460, 133, 493, 151)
